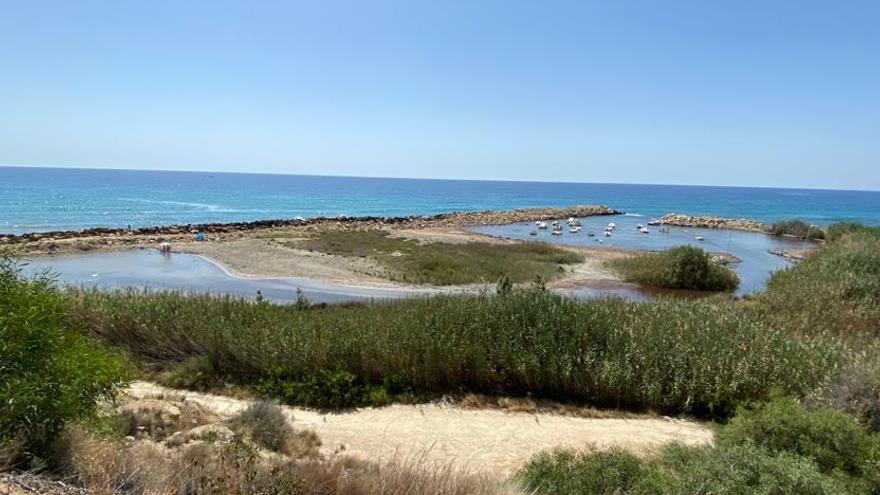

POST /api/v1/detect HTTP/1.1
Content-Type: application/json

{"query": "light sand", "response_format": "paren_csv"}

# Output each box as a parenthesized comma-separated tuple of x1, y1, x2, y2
(127, 381, 712, 477)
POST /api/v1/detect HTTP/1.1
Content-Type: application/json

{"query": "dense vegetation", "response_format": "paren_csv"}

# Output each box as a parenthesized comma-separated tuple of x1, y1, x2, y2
(0, 259, 128, 464)
(758, 230, 880, 337)
(826, 221, 880, 242)
(68, 285, 837, 417)
(295, 229, 582, 285)
(518, 398, 880, 495)
(770, 218, 826, 240)
(607, 245, 740, 291)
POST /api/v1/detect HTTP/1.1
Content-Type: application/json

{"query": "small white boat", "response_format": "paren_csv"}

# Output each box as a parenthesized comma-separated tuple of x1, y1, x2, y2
(604, 230, 611, 237)
(640, 227, 649, 234)
(636, 224, 644, 229)
(537, 222, 548, 230)
(597, 238, 603, 243)
(608, 222, 616, 229)
(551, 229, 563, 236)
(567, 217, 575, 224)
(695, 235, 705, 241)
(647, 220, 661, 226)
(569, 226, 581, 233)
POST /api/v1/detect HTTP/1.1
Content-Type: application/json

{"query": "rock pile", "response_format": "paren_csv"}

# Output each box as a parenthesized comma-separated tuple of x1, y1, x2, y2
(659, 214, 766, 233)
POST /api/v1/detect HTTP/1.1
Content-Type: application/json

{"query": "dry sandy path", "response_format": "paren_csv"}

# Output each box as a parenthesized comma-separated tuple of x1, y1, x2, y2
(128, 381, 712, 477)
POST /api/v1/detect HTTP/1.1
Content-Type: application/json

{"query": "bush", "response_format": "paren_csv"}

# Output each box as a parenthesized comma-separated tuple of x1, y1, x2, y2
(770, 219, 826, 240)
(517, 443, 852, 495)
(0, 259, 128, 460)
(517, 449, 664, 494)
(231, 400, 295, 453)
(717, 397, 880, 481)
(608, 245, 740, 291)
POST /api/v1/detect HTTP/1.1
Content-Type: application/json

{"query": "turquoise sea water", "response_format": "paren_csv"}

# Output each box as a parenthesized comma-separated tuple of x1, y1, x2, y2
(2, 166, 879, 234)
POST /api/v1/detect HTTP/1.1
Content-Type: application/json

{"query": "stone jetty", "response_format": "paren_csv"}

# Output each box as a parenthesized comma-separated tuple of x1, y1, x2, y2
(658, 214, 766, 233)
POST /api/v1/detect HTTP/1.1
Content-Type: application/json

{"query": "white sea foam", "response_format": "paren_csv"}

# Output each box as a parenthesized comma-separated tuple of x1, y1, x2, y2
(117, 198, 222, 211)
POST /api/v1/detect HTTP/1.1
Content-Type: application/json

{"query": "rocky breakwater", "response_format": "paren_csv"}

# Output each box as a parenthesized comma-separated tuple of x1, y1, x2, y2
(659, 214, 766, 233)
(0, 205, 619, 253)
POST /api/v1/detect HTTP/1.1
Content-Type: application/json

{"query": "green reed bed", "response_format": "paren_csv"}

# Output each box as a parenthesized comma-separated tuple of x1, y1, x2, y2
(67, 287, 840, 417)
(294, 229, 583, 285)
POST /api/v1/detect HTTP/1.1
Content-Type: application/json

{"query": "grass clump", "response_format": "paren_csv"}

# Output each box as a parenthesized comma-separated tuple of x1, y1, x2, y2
(607, 245, 740, 291)
(770, 219, 826, 240)
(297, 230, 582, 285)
(0, 258, 128, 463)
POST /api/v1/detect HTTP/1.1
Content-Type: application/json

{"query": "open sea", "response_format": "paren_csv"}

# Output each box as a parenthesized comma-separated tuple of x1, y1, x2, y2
(2, 166, 880, 235)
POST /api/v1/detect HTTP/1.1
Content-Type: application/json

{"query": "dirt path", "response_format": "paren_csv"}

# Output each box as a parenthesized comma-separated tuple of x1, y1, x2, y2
(127, 382, 712, 477)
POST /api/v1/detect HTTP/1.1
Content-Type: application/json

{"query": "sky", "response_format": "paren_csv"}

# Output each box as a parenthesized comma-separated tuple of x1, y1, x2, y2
(1, 1, 878, 190)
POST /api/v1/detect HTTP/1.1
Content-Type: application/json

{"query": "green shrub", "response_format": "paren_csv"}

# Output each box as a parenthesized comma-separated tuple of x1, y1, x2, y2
(770, 219, 826, 240)
(608, 245, 740, 291)
(0, 259, 128, 460)
(517, 449, 665, 494)
(69, 288, 838, 417)
(518, 444, 854, 495)
(717, 397, 880, 481)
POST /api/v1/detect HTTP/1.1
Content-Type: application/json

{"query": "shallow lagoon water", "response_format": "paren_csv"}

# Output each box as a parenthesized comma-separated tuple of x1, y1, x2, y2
(470, 214, 815, 295)
(21, 214, 812, 303)
(22, 249, 650, 304)
(22, 250, 422, 304)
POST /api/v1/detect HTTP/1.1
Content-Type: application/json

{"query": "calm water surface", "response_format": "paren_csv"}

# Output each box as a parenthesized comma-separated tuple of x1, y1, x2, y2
(3, 166, 879, 234)
(471, 214, 813, 295)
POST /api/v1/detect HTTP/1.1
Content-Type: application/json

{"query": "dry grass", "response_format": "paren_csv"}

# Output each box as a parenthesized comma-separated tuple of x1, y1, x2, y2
(53, 426, 521, 495)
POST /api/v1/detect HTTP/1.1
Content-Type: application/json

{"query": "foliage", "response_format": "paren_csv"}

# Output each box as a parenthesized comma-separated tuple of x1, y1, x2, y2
(296, 229, 582, 285)
(67, 287, 839, 417)
(717, 397, 880, 483)
(0, 258, 128, 460)
(608, 245, 740, 291)
(826, 222, 880, 242)
(758, 230, 880, 337)
(770, 219, 826, 240)
(517, 443, 853, 495)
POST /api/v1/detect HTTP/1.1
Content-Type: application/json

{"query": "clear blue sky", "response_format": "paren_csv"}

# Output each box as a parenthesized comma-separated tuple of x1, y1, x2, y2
(1, 1, 878, 189)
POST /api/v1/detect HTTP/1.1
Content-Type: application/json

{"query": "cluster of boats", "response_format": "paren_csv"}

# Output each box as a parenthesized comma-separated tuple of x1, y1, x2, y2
(528, 217, 705, 242)
(533, 217, 583, 236)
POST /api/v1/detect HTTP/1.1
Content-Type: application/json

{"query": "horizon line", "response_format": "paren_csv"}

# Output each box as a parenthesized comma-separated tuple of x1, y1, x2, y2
(1, 163, 878, 194)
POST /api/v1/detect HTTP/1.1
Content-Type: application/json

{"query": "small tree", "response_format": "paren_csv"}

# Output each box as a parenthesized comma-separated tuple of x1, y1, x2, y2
(0, 258, 128, 462)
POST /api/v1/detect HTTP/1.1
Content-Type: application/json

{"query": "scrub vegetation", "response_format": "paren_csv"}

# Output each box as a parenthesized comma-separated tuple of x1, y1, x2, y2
(770, 218, 826, 240)
(295, 229, 582, 285)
